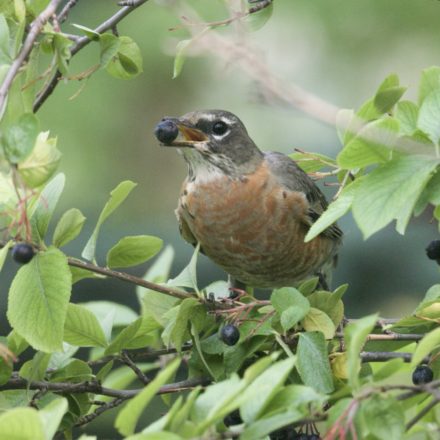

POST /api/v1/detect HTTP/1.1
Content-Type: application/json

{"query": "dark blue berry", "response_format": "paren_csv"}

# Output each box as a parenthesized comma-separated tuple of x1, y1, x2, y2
(220, 324, 240, 346)
(412, 365, 434, 385)
(154, 119, 178, 144)
(426, 240, 440, 260)
(12, 243, 35, 264)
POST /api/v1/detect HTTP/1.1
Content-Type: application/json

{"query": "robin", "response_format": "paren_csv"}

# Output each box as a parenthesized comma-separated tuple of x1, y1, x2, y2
(154, 110, 342, 289)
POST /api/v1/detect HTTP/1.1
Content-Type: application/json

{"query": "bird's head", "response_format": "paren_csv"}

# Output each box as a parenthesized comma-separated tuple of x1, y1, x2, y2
(154, 110, 263, 177)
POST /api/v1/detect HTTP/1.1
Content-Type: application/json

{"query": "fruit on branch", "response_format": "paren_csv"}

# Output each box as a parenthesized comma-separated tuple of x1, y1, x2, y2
(220, 324, 240, 346)
(412, 365, 434, 385)
(11, 243, 35, 264)
(425, 240, 440, 261)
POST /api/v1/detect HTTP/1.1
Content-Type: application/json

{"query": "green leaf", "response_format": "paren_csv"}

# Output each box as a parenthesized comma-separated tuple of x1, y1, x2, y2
(344, 313, 378, 390)
(64, 303, 107, 347)
(169, 298, 200, 352)
(82, 180, 137, 262)
(417, 89, 440, 145)
(71, 23, 100, 40)
(395, 101, 419, 135)
(168, 243, 200, 293)
(0, 14, 10, 61)
(244, 1, 274, 31)
(115, 358, 180, 436)
(7, 247, 72, 352)
(374, 74, 406, 114)
(19, 351, 51, 381)
(18, 131, 61, 188)
(239, 357, 296, 423)
(418, 66, 440, 105)
(302, 308, 336, 339)
(411, 326, 440, 367)
(53, 33, 72, 75)
(352, 155, 439, 239)
(105, 316, 158, 355)
(106, 36, 143, 80)
(414, 168, 440, 215)
(0, 240, 11, 273)
(99, 33, 121, 68)
(271, 287, 310, 332)
(81, 301, 137, 327)
(39, 397, 68, 440)
(308, 291, 344, 326)
(240, 409, 302, 440)
(173, 39, 191, 79)
(107, 235, 163, 268)
(305, 181, 358, 242)
(52, 208, 86, 248)
(337, 117, 399, 169)
(361, 394, 404, 440)
(3, 113, 39, 163)
(30, 173, 65, 242)
(296, 332, 333, 393)
(0, 407, 45, 439)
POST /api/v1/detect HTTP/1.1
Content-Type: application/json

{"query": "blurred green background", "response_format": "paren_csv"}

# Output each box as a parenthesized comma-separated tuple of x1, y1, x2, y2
(2, 0, 440, 436)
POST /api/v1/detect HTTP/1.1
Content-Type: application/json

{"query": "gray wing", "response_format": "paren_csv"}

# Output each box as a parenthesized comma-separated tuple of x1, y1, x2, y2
(264, 151, 343, 240)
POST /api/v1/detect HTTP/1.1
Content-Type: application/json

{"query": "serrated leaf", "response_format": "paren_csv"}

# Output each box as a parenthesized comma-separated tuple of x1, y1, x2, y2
(18, 131, 61, 188)
(305, 181, 358, 242)
(106, 36, 142, 80)
(82, 180, 137, 262)
(395, 101, 419, 135)
(30, 173, 65, 242)
(417, 89, 440, 145)
(0, 407, 45, 439)
(107, 235, 163, 268)
(344, 313, 378, 390)
(39, 397, 68, 440)
(52, 208, 85, 247)
(411, 326, 440, 367)
(3, 113, 39, 163)
(302, 308, 336, 339)
(115, 358, 180, 436)
(7, 247, 71, 352)
(173, 39, 191, 79)
(337, 117, 399, 169)
(352, 155, 439, 239)
(64, 303, 107, 347)
(418, 66, 440, 105)
(296, 332, 333, 393)
(271, 287, 310, 332)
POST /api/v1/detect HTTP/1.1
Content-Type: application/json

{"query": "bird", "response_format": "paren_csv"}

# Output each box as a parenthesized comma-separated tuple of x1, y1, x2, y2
(154, 110, 342, 290)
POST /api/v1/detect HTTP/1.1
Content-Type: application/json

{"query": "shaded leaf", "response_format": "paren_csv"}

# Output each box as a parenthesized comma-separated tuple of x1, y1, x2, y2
(52, 208, 86, 248)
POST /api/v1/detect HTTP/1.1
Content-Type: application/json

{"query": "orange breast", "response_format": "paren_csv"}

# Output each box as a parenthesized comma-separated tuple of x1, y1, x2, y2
(176, 162, 336, 287)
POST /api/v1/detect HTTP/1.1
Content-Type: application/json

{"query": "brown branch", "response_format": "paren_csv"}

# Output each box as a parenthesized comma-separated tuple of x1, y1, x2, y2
(33, 0, 150, 111)
(67, 257, 194, 300)
(74, 397, 128, 427)
(57, 0, 79, 24)
(406, 395, 440, 430)
(335, 332, 424, 342)
(360, 351, 429, 363)
(0, 375, 211, 399)
(120, 351, 151, 385)
(0, 0, 63, 115)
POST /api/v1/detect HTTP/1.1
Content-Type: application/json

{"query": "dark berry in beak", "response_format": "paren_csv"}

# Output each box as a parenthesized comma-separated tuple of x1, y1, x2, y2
(154, 119, 179, 145)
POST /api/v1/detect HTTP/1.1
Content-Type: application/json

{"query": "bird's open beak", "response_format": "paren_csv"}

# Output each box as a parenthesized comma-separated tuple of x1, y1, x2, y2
(172, 123, 208, 147)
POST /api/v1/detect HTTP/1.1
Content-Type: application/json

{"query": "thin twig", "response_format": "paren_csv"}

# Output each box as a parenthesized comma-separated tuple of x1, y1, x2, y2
(0, 0, 63, 115)
(74, 397, 128, 427)
(33, 0, 150, 111)
(120, 351, 151, 385)
(67, 257, 194, 300)
(57, 0, 79, 24)
(406, 395, 440, 430)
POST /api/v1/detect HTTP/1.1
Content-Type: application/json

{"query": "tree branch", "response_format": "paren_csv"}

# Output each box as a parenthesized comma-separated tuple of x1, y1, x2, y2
(0, 0, 63, 115)
(74, 397, 128, 427)
(57, 0, 80, 24)
(67, 257, 194, 300)
(0, 375, 211, 399)
(33, 0, 150, 111)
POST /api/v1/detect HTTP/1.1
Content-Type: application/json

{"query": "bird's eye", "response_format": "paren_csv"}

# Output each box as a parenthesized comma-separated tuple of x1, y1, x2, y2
(212, 120, 228, 136)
